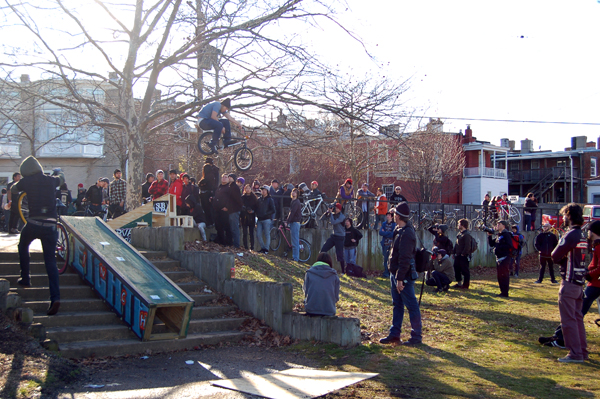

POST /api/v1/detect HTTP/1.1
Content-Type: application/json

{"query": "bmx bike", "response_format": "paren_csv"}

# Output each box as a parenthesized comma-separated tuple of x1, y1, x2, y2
(197, 129, 254, 171)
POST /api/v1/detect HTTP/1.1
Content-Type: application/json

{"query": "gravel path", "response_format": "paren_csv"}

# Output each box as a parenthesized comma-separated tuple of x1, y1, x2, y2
(57, 346, 319, 398)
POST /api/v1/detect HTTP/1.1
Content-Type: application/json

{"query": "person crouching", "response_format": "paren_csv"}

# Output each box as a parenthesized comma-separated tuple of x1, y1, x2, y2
(426, 249, 453, 293)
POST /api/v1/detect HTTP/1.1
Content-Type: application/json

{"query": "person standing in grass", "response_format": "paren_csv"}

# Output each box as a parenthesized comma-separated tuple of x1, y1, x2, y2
(551, 203, 588, 363)
(343, 218, 363, 265)
(380, 202, 422, 346)
(582, 220, 600, 317)
(379, 211, 396, 279)
(487, 220, 513, 298)
(287, 188, 302, 261)
(534, 223, 559, 284)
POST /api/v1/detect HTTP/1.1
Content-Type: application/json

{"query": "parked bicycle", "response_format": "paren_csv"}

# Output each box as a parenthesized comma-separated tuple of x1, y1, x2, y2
(300, 194, 330, 228)
(197, 128, 254, 171)
(269, 220, 312, 262)
(72, 202, 111, 221)
(17, 193, 70, 274)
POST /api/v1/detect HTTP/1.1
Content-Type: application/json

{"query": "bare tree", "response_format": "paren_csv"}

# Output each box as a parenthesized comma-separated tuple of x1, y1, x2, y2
(398, 129, 466, 203)
(0, 0, 344, 210)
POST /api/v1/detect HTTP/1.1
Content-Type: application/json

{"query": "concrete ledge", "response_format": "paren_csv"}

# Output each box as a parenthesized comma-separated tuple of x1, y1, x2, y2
(0, 279, 10, 312)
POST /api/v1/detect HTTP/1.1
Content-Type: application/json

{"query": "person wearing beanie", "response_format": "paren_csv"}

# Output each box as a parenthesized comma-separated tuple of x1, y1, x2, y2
(534, 223, 559, 284)
(309, 180, 322, 200)
(148, 170, 169, 200)
(141, 172, 155, 203)
(10, 156, 65, 316)
(426, 248, 453, 293)
(197, 98, 242, 154)
(380, 201, 422, 345)
(320, 202, 347, 273)
(551, 204, 588, 363)
(487, 220, 513, 297)
(109, 169, 126, 218)
(581, 220, 600, 317)
(74, 183, 87, 211)
(453, 219, 476, 289)
(236, 177, 245, 187)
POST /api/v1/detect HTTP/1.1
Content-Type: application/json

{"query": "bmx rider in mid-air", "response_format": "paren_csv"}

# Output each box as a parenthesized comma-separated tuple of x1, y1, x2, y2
(197, 98, 243, 154)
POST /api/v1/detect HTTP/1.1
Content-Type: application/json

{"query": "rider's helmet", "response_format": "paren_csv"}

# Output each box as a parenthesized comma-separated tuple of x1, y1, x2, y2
(298, 182, 310, 195)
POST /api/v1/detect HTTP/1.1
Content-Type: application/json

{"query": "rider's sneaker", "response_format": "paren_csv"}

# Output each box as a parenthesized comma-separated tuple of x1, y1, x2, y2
(223, 139, 235, 148)
(208, 141, 218, 154)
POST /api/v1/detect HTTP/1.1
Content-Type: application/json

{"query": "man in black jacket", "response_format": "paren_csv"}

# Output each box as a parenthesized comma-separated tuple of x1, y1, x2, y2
(85, 178, 107, 214)
(380, 202, 422, 345)
(11, 156, 65, 315)
(141, 173, 154, 203)
(256, 186, 276, 253)
(488, 220, 513, 297)
(454, 219, 475, 289)
(534, 223, 559, 284)
(212, 174, 233, 246)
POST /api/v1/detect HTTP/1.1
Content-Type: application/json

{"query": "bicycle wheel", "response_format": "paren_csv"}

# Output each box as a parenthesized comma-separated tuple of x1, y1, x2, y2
(298, 238, 311, 263)
(347, 205, 362, 227)
(197, 131, 216, 155)
(472, 218, 485, 231)
(56, 222, 70, 274)
(509, 206, 521, 224)
(447, 217, 457, 231)
(269, 227, 281, 251)
(234, 147, 253, 171)
(317, 203, 330, 229)
(18, 192, 29, 224)
(301, 205, 311, 226)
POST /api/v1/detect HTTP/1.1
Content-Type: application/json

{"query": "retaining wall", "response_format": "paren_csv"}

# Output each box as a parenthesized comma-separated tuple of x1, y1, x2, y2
(130, 227, 361, 346)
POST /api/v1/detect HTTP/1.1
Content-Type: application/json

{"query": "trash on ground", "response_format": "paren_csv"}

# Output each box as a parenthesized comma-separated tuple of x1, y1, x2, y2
(140, 356, 149, 360)
(84, 384, 105, 389)
(237, 253, 244, 257)
(185, 360, 194, 365)
(203, 288, 212, 293)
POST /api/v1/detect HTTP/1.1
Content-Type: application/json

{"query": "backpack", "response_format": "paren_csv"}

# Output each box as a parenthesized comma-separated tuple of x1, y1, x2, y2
(415, 248, 433, 273)
(346, 263, 366, 278)
(468, 233, 478, 254)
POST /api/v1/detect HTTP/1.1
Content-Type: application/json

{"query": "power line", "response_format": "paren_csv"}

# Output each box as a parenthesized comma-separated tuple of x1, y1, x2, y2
(414, 116, 600, 126)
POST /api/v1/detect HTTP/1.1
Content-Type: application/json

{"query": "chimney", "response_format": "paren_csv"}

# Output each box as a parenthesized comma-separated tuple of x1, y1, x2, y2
(500, 138, 510, 148)
(587, 141, 595, 148)
(20, 74, 30, 83)
(521, 139, 533, 154)
(571, 136, 586, 150)
(465, 124, 472, 138)
(509, 140, 515, 151)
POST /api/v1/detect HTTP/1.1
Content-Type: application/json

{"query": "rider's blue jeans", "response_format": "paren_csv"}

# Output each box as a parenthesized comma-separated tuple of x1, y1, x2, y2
(290, 222, 300, 261)
(199, 118, 231, 144)
(388, 272, 422, 342)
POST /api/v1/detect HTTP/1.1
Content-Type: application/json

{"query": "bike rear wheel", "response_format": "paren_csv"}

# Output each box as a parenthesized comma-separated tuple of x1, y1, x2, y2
(56, 222, 70, 274)
(298, 238, 311, 263)
(234, 147, 253, 171)
(509, 206, 521, 223)
(197, 132, 216, 155)
(300, 205, 311, 226)
(18, 192, 29, 224)
(269, 227, 281, 251)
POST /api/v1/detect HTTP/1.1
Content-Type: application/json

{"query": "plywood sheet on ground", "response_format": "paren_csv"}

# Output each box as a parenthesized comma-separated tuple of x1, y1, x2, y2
(210, 368, 378, 399)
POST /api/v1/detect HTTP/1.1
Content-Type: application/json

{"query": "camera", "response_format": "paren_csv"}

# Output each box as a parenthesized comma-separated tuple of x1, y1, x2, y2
(482, 226, 495, 234)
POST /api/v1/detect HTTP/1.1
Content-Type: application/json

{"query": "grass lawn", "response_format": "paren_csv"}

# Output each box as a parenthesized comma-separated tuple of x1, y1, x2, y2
(235, 252, 600, 398)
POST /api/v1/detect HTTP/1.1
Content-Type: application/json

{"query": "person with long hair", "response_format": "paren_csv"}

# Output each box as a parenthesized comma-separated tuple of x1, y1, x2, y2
(241, 184, 258, 250)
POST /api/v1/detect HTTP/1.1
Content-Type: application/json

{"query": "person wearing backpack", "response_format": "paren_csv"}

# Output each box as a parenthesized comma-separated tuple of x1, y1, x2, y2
(488, 220, 513, 297)
(551, 203, 588, 363)
(380, 202, 422, 346)
(454, 219, 475, 289)
(510, 225, 525, 278)
(428, 224, 454, 257)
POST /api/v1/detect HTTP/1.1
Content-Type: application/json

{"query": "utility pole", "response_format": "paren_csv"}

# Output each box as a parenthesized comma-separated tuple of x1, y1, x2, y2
(194, 0, 205, 102)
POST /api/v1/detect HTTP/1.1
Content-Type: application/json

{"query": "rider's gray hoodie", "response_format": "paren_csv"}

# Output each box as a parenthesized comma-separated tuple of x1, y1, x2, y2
(331, 212, 345, 237)
(303, 261, 340, 316)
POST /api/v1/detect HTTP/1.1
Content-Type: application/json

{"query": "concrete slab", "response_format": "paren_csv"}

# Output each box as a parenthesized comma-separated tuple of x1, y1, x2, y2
(210, 368, 378, 399)
(0, 231, 42, 252)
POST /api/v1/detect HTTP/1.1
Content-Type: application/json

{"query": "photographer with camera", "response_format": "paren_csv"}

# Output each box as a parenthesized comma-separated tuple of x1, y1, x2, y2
(320, 203, 346, 273)
(11, 157, 65, 315)
(426, 248, 453, 293)
(487, 220, 513, 298)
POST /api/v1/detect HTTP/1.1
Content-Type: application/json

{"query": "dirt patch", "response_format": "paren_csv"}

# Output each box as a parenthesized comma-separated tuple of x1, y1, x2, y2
(0, 313, 81, 398)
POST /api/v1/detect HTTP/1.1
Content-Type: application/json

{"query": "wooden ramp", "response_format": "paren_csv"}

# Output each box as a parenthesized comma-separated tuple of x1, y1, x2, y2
(61, 216, 194, 341)
(106, 194, 192, 230)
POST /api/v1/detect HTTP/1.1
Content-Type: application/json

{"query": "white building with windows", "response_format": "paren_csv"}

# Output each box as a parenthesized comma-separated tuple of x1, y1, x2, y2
(0, 75, 118, 191)
(461, 141, 509, 205)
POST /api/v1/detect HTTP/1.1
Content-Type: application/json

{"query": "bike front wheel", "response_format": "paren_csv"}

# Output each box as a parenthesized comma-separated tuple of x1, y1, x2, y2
(197, 132, 216, 155)
(298, 238, 311, 263)
(269, 227, 281, 251)
(509, 206, 521, 223)
(234, 147, 253, 171)
(56, 223, 70, 274)
(18, 192, 29, 224)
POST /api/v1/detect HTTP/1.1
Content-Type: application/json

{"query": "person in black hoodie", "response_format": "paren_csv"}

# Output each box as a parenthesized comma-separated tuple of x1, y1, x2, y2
(199, 157, 219, 226)
(256, 186, 276, 253)
(487, 220, 513, 297)
(287, 188, 302, 261)
(212, 174, 233, 246)
(141, 173, 154, 203)
(241, 184, 258, 250)
(482, 193, 491, 224)
(185, 194, 206, 241)
(534, 223, 559, 284)
(380, 202, 422, 346)
(343, 218, 363, 265)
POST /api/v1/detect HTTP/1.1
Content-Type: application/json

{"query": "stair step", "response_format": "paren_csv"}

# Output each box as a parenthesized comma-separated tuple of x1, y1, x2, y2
(34, 311, 121, 328)
(188, 294, 220, 306)
(190, 305, 237, 319)
(10, 285, 97, 300)
(163, 270, 195, 281)
(0, 252, 44, 262)
(24, 298, 108, 313)
(58, 331, 247, 359)
(0, 261, 58, 275)
(177, 282, 208, 293)
(152, 317, 246, 335)
(137, 250, 167, 260)
(150, 260, 182, 271)
(47, 324, 133, 343)
(3, 273, 81, 287)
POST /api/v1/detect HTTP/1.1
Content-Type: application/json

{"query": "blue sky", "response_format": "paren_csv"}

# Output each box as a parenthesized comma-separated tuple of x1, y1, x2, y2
(305, 0, 600, 152)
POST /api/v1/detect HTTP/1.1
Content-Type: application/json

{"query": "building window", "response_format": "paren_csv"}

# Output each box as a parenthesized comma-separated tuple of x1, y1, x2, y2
(531, 160, 540, 169)
(557, 160, 566, 167)
(510, 162, 519, 171)
(382, 184, 394, 198)
(592, 158, 597, 178)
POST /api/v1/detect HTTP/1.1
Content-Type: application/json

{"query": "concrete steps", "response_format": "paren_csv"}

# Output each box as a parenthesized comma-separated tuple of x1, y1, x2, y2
(1, 248, 247, 358)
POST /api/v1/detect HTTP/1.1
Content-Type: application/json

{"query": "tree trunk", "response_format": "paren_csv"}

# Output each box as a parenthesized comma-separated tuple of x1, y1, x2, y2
(126, 124, 144, 211)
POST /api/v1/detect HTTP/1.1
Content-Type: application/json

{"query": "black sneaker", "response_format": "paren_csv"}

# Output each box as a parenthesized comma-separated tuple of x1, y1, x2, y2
(17, 278, 31, 287)
(534, 280, 542, 284)
(402, 339, 422, 346)
(551, 280, 559, 284)
(379, 336, 401, 344)
(451, 283, 463, 288)
(208, 142, 218, 154)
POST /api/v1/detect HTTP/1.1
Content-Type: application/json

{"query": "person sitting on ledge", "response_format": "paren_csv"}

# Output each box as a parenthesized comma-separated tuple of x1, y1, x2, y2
(303, 252, 340, 316)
